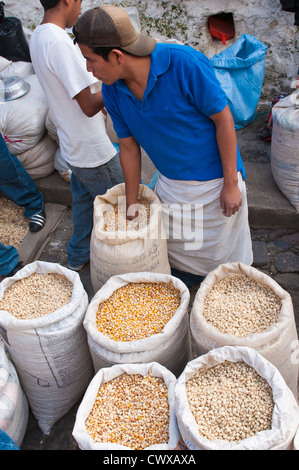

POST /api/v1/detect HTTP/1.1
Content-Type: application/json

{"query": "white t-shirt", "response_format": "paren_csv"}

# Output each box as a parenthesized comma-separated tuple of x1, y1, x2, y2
(29, 23, 116, 168)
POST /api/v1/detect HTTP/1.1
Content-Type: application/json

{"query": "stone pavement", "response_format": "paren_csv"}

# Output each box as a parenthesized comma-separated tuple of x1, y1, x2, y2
(7, 114, 299, 449)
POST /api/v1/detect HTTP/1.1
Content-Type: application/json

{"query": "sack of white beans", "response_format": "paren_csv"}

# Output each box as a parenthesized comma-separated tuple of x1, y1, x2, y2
(72, 362, 181, 450)
(0, 337, 28, 447)
(190, 261, 299, 398)
(0, 261, 94, 435)
(175, 345, 299, 450)
(90, 183, 171, 293)
(84, 272, 191, 378)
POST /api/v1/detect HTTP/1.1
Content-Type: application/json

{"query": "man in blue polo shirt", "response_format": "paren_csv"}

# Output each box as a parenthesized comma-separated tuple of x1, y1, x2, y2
(74, 5, 253, 284)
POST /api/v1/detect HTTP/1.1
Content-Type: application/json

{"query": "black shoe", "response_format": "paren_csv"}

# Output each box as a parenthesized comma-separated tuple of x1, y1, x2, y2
(29, 210, 46, 233)
(7, 261, 24, 277)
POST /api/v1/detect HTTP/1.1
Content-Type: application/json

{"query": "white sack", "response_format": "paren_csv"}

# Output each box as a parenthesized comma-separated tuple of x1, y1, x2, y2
(84, 272, 191, 378)
(271, 89, 299, 212)
(72, 362, 181, 450)
(0, 261, 94, 435)
(16, 132, 56, 179)
(90, 183, 171, 292)
(0, 337, 28, 447)
(175, 345, 299, 450)
(0, 56, 11, 73)
(190, 262, 299, 398)
(0, 74, 48, 155)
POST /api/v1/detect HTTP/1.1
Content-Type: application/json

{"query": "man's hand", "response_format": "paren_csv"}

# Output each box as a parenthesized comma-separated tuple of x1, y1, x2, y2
(220, 182, 242, 217)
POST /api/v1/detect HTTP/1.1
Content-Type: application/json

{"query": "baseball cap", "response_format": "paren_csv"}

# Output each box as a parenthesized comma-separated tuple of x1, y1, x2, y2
(73, 5, 156, 56)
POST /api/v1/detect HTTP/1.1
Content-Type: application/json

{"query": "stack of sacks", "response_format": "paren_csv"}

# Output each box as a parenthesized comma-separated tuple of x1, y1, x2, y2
(0, 59, 57, 180)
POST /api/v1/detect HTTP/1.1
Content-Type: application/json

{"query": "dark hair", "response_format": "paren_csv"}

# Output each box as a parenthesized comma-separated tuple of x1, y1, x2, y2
(40, 0, 60, 9)
(40, 0, 79, 10)
(91, 46, 133, 62)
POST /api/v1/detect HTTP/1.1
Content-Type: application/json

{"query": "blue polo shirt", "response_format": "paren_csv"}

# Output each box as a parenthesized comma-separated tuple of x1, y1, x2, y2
(102, 43, 245, 181)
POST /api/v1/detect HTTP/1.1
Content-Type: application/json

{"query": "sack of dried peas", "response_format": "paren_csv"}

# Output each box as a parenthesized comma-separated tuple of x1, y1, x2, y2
(0, 337, 28, 447)
(0, 261, 94, 435)
(84, 272, 191, 378)
(190, 261, 299, 398)
(90, 183, 170, 293)
(72, 362, 181, 450)
(175, 345, 299, 450)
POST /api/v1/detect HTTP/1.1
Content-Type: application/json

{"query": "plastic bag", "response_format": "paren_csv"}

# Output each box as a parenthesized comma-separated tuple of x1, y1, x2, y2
(0, 2, 31, 63)
(0, 337, 28, 447)
(210, 34, 267, 129)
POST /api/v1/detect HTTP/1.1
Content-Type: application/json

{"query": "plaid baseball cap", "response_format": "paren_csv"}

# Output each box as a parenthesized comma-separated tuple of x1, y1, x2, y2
(73, 5, 156, 56)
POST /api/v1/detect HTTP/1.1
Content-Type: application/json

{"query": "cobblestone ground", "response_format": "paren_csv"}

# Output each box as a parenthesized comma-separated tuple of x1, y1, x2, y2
(14, 210, 299, 449)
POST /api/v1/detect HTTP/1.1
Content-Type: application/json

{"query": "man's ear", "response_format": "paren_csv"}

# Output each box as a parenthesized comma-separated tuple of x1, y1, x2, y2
(110, 49, 125, 64)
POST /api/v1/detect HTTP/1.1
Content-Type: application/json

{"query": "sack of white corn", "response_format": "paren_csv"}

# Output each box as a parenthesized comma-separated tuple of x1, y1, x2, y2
(72, 361, 181, 450)
(16, 132, 56, 180)
(190, 261, 299, 398)
(90, 183, 171, 293)
(0, 74, 49, 155)
(271, 90, 299, 212)
(0, 337, 28, 447)
(84, 272, 191, 377)
(175, 345, 299, 450)
(0, 261, 94, 435)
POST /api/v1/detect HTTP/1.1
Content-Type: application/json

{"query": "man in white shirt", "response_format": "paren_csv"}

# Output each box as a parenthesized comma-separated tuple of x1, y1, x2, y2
(30, 0, 124, 270)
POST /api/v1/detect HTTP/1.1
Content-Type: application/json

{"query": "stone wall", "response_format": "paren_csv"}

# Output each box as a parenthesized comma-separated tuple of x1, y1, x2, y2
(4, 0, 299, 100)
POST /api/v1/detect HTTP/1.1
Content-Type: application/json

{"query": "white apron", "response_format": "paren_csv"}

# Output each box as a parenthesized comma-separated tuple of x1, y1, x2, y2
(155, 172, 253, 276)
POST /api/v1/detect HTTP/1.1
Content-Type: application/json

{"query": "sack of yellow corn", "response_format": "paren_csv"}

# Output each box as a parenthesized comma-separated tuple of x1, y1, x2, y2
(84, 272, 191, 378)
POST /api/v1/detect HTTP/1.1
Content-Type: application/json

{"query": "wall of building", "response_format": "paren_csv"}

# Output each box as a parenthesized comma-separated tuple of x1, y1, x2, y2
(4, 0, 299, 100)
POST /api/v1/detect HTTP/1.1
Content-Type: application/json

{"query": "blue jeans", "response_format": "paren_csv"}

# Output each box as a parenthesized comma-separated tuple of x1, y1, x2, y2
(0, 243, 19, 276)
(67, 153, 124, 267)
(0, 134, 44, 218)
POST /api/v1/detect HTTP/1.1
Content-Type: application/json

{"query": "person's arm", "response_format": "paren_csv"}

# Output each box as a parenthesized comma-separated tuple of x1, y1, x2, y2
(119, 136, 141, 219)
(210, 105, 242, 217)
(74, 87, 104, 117)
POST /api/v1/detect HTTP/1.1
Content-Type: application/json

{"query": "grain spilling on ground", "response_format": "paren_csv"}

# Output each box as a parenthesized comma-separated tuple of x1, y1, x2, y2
(0, 273, 73, 319)
(0, 197, 28, 248)
(96, 281, 181, 341)
(85, 372, 170, 449)
(203, 274, 281, 336)
(103, 198, 150, 231)
(186, 360, 274, 442)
